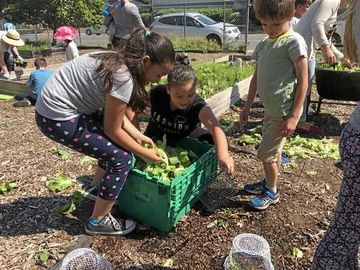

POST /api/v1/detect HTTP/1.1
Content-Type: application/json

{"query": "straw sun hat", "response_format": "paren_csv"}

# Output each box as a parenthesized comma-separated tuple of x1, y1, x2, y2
(1, 29, 25, 46)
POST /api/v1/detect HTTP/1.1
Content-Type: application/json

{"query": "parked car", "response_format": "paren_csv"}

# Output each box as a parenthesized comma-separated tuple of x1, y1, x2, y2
(85, 26, 109, 35)
(149, 12, 240, 45)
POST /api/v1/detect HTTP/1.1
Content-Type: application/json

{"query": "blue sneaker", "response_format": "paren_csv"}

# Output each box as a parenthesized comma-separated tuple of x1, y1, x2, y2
(244, 179, 267, 195)
(250, 188, 280, 210)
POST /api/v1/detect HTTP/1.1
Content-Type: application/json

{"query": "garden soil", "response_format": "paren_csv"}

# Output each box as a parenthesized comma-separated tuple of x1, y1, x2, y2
(0, 72, 357, 269)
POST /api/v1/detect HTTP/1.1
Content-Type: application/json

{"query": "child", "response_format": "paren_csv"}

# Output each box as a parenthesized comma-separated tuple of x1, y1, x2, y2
(35, 28, 175, 235)
(64, 39, 79, 61)
(14, 58, 53, 107)
(312, 0, 360, 268)
(103, 0, 121, 50)
(144, 61, 235, 175)
(239, 0, 308, 210)
(290, 0, 311, 29)
(0, 29, 25, 79)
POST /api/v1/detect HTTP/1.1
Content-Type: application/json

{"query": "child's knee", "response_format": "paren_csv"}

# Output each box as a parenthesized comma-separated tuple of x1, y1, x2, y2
(108, 152, 132, 172)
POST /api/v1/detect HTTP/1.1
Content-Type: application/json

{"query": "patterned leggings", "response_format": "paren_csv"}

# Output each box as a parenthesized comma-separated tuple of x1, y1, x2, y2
(35, 111, 132, 201)
(312, 124, 360, 270)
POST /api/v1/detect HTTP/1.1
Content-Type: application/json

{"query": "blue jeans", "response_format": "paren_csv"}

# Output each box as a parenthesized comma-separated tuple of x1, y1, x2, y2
(300, 58, 316, 122)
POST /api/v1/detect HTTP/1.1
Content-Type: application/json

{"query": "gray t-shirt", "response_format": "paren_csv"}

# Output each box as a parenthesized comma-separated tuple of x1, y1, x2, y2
(252, 30, 308, 117)
(113, 2, 145, 39)
(36, 53, 133, 121)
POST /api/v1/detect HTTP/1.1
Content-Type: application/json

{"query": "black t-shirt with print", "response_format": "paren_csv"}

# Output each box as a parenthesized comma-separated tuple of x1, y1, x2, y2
(145, 85, 207, 144)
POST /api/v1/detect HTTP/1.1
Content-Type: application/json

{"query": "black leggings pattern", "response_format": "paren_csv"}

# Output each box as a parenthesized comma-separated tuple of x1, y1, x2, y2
(35, 111, 132, 201)
(312, 124, 360, 270)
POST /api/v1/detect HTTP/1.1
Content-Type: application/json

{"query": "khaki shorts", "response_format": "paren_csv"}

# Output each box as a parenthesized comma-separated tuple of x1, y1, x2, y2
(257, 114, 287, 163)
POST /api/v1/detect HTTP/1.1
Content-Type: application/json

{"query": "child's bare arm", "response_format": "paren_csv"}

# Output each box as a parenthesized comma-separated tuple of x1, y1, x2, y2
(281, 56, 308, 136)
(239, 68, 257, 127)
(199, 106, 234, 174)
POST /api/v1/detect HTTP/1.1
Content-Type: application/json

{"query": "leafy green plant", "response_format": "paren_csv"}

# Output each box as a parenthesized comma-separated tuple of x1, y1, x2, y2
(53, 148, 72, 160)
(193, 62, 255, 98)
(135, 141, 198, 183)
(81, 155, 97, 164)
(38, 249, 50, 264)
(57, 201, 77, 215)
(320, 62, 360, 72)
(236, 125, 340, 161)
(292, 247, 304, 259)
(0, 182, 17, 194)
(46, 175, 76, 193)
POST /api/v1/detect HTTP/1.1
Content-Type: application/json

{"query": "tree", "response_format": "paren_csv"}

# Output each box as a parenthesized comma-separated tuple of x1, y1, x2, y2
(4, 0, 104, 43)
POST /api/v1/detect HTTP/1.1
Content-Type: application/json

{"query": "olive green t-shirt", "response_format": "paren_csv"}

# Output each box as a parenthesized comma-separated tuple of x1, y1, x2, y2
(252, 30, 308, 117)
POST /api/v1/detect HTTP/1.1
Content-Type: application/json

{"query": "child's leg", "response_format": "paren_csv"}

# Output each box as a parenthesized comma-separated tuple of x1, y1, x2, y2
(312, 124, 360, 269)
(263, 160, 279, 190)
(247, 114, 285, 210)
(94, 166, 106, 184)
(35, 111, 135, 235)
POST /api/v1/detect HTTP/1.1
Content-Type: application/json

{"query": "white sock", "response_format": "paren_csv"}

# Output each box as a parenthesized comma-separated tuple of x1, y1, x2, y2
(267, 186, 277, 193)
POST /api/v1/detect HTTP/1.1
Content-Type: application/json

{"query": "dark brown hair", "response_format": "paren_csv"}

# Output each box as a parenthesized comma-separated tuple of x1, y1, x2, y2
(255, 0, 295, 21)
(168, 64, 197, 87)
(95, 28, 175, 111)
(34, 58, 47, 69)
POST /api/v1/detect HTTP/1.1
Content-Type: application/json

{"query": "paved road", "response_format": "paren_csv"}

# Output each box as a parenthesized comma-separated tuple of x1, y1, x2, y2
(22, 31, 266, 53)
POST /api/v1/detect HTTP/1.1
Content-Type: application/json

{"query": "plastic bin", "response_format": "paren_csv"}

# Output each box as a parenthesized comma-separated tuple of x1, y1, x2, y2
(117, 138, 218, 232)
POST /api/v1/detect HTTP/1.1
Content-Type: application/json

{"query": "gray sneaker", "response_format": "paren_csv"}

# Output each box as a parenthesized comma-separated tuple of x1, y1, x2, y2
(84, 186, 118, 205)
(85, 213, 136, 236)
(14, 98, 31, 107)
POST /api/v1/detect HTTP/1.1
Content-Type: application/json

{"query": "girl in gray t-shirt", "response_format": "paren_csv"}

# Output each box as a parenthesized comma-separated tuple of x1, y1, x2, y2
(35, 29, 175, 236)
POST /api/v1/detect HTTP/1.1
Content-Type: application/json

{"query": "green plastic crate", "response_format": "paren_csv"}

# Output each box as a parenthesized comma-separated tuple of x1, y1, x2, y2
(118, 138, 218, 232)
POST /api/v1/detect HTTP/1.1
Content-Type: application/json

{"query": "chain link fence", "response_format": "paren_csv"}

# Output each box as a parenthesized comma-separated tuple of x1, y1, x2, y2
(140, 0, 251, 53)
(10, 1, 261, 54)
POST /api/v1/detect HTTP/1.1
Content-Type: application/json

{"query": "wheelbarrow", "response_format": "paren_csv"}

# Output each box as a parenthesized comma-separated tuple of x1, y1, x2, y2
(311, 67, 360, 114)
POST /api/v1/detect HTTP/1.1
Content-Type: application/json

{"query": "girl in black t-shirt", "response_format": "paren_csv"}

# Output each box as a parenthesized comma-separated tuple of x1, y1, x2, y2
(145, 64, 234, 174)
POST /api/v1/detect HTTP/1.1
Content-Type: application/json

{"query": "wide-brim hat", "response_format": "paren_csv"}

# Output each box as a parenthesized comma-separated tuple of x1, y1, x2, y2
(1, 29, 25, 46)
(54, 26, 78, 41)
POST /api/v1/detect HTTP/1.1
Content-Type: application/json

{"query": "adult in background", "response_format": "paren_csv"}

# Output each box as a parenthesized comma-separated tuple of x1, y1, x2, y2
(0, 29, 25, 79)
(311, 0, 360, 268)
(111, 0, 145, 49)
(294, 0, 350, 132)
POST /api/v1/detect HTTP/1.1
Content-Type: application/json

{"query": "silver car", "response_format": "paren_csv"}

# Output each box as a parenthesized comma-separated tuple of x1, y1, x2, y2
(149, 12, 240, 45)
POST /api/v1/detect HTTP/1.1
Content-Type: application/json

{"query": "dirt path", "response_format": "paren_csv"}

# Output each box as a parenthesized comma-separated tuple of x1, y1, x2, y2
(0, 86, 356, 269)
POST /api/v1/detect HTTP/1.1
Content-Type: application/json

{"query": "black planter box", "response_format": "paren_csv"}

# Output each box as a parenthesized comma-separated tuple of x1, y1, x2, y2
(315, 68, 360, 101)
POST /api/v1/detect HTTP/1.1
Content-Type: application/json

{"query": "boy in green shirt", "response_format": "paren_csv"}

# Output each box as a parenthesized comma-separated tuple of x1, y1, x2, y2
(240, 0, 308, 210)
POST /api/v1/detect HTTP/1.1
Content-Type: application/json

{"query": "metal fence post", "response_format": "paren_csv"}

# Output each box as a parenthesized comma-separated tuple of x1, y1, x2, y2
(245, 0, 250, 54)
(183, 3, 187, 39)
(223, 1, 226, 51)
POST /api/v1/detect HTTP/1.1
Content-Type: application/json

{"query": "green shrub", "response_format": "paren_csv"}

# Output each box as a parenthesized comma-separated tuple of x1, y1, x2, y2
(171, 37, 221, 52)
(19, 40, 51, 51)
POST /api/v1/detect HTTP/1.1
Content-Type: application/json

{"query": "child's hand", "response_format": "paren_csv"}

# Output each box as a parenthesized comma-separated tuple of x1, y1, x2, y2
(281, 116, 298, 137)
(141, 148, 162, 163)
(239, 107, 250, 128)
(219, 155, 235, 175)
(137, 134, 155, 148)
